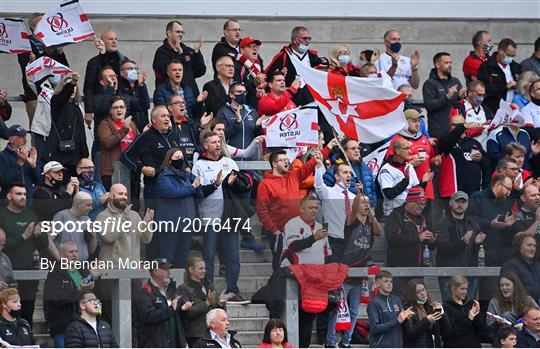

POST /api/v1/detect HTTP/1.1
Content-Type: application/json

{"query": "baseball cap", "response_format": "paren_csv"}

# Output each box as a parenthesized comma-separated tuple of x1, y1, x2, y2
(43, 161, 66, 174)
(151, 258, 173, 270)
(404, 109, 421, 120)
(8, 125, 27, 137)
(450, 191, 469, 202)
(406, 186, 426, 202)
(240, 37, 262, 48)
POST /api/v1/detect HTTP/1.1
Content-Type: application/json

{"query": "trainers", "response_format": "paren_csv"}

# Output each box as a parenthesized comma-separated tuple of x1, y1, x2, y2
(338, 342, 351, 348)
(241, 240, 265, 252)
(218, 264, 226, 277)
(226, 294, 251, 305)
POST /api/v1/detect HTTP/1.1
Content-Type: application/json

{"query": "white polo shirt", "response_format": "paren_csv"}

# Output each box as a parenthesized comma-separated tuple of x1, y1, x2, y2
(378, 162, 419, 216)
(375, 52, 413, 90)
(281, 216, 332, 267)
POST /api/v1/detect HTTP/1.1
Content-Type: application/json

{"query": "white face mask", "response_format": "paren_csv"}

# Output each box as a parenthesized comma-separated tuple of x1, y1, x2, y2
(417, 299, 427, 305)
(298, 43, 309, 53)
(338, 55, 351, 65)
(502, 55, 513, 65)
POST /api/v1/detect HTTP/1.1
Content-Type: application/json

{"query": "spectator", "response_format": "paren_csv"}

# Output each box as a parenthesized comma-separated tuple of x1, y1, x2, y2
(44, 72, 88, 176)
(367, 270, 414, 348)
(435, 191, 485, 301)
(48, 191, 96, 262)
(501, 233, 540, 301)
(513, 183, 540, 242)
(0, 183, 47, 325)
(192, 131, 248, 303)
(236, 37, 265, 109)
(516, 307, 540, 347)
(456, 80, 494, 138)
(154, 148, 202, 268)
(0, 229, 15, 290)
(520, 37, 540, 76)
(178, 257, 229, 347)
(495, 157, 525, 191)
(211, 19, 242, 75)
(522, 79, 540, 128)
(487, 272, 538, 329)
(358, 49, 375, 67)
(258, 318, 293, 348)
(328, 44, 361, 76)
(97, 183, 153, 269)
(323, 137, 377, 205)
(463, 30, 493, 83)
(290, 131, 326, 198)
(374, 29, 420, 90)
(193, 308, 242, 348)
(325, 194, 381, 348)
(265, 26, 328, 105)
(64, 291, 117, 348)
(203, 55, 235, 116)
(478, 38, 522, 113)
(153, 21, 206, 109)
(43, 241, 99, 348)
(496, 326, 518, 348)
(92, 66, 122, 135)
(402, 279, 450, 348)
(135, 258, 192, 348)
(513, 71, 539, 109)
(422, 52, 465, 138)
(387, 109, 439, 200)
(505, 143, 532, 188)
(18, 13, 69, 126)
(468, 173, 518, 266)
(97, 95, 139, 190)
(83, 30, 127, 127)
(76, 158, 108, 221)
(378, 138, 430, 216)
(437, 114, 490, 198)
(258, 69, 299, 116)
(0, 125, 40, 200)
(0, 89, 12, 122)
(0, 288, 34, 346)
(32, 161, 78, 222)
(118, 58, 151, 132)
(218, 82, 262, 158)
(359, 63, 378, 78)
(487, 123, 531, 172)
(385, 186, 437, 267)
(30, 74, 54, 158)
(441, 275, 488, 348)
(257, 144, 333, 268)
(121, 105, 179, 210)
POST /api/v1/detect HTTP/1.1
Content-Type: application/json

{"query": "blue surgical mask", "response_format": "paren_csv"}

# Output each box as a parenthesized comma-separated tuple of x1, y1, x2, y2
(126, 69, 138, 82)
(338, 55, 351, 65)
(417, 299, 427, 305)
(473, 96, 484, 105)
(50, 75, 62, 86)
(298, 43, 309, 54)
(502, 54, 513, 65)
(358, 60, 368, 67)
(390, 42, 401, 53)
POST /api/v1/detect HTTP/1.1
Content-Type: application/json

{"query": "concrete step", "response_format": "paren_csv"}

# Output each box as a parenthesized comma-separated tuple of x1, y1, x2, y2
(229, 317, 269, 332)
(227, 304, 269, 318)
(214, 263, 273, 276)
(34, 333, 53, 347)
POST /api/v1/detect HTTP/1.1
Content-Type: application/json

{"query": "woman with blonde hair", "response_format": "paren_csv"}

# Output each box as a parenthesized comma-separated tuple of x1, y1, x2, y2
(513, 71, 539, 108)
(329, 44, 361, 76)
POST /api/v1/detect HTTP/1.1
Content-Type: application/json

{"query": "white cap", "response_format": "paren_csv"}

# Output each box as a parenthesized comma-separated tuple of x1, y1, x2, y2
(43, 161, 66, 174)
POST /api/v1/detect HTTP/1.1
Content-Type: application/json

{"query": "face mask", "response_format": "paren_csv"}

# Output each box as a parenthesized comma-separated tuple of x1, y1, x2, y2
(50, 75, 62, 86)
(417, 299, 427, 305)
(298, 43, 309, 54)
(368, 73, 379, 79)
(79, 170, 95, 184)
(9, 309, 21, 318)
(338, 55, 351, 65)
(483, 43, 493, 55)
(164, 277, 171, 287)
(473, 96, 484, 105)
(532, 98, 540, 106)
(502, 54, 513, 65)
(234, 94, 247, 105)
(390, 42, 401, 53)
(126, 69, 138, 82)
(171, 158, 185, 170)
(404, 99, 414, 108)
(50, 179, 60, 188)
(358, 60, 368, 67)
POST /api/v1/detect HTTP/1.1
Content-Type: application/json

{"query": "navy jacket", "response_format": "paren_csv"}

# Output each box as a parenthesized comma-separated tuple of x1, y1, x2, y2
(0, 145, 41, 200)
(153, 80, 202, 119)
(367, 293, 404, 348)
(501, 255, 540, 301)
(487, 126, 531, 171)
(218, 103, 260, 155)
(516, 327, 540, 348)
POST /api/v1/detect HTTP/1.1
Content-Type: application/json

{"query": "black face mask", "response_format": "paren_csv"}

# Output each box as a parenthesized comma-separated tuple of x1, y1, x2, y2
(171, 158, 185, 170)
(532, 98, 540, 106)
(9, 309, 21, 318)
(50, 179, 60, 188)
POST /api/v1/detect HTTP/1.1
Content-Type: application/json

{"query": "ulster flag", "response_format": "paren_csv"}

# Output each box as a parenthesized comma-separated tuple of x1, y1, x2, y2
(0, 18, 31, 54)
(34, 0, 94, 47)
(26, 56, 72, 83)
(293, 62, 407, 143)
(263, 104, 319, 148)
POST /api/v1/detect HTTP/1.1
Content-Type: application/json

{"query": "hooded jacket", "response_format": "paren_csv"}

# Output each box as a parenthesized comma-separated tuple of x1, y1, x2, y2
(64, 315, 117, 348)
(478, 53, 522, 113)
(218, 103, 261, 155)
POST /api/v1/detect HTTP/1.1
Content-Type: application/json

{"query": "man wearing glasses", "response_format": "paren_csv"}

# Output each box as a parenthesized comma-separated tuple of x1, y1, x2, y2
(118, 59, 151, 133)
(211, 19, 242, 76)
(203, 56, 236, 115)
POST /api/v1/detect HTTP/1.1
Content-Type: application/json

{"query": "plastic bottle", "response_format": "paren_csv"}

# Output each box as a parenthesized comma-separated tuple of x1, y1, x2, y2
(423, 245, 430, 266)
(478, 245, 485, 267)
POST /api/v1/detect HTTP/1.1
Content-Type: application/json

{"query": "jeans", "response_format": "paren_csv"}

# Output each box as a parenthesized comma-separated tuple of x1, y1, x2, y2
(439, 276, 478, 302)
(159, 231, 193, 268)
(299, 308, 317, 348)
(326, 283, 363, 346)
(53, 333, 65, 348)
(203, 225, 240, 295)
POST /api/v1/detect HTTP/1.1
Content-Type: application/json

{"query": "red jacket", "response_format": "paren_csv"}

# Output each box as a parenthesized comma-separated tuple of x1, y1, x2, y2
(462, 51, 488, 81)
(258, 88, 298, 116)
(257, 343, 294, 348)
(257, 147, 330, 234)
(288, 262, 349, 313)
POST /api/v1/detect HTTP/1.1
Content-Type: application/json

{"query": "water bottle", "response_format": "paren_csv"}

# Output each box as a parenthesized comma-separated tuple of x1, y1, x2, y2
(478, 245, 485, 267)
(33, 250, 40, 270)
(423, 245, 430, 266)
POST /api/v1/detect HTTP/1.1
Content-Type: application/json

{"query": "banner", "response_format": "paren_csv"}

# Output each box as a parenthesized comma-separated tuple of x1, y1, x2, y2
(0, 17, 31, 53)
(292, 61, 406, 143)
(34, 0, 94, 47)
(363, 140, 391, 177)
(26, 56, 72, 83)
(262, 104, 319, 148)
(489, 100, 527, 129)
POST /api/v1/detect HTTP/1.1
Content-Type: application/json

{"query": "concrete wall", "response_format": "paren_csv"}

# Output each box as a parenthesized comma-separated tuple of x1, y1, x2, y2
(1, 16, 538, 100)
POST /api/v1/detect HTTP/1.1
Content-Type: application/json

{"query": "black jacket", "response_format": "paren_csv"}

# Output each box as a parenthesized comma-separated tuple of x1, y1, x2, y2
(202, 78, 230, 116)
(402, 304, 450, 348)
(211, 37, 240, 75)
(422, 68, 463, 138)
(43, 264, 92, 335)
(44, 83, 89, 168)
(435, 214, 482, 267)
(501, 255, 540, 300)
(516, 327, 540, 348)
(118, 78, 151, 133)
(64, 315, 117, 348)
(478, 53, 522, 113)
(193, 330, 242, 348)
(221, 171, 255, 221)
(441, 299, 489, 348)
(32, 184, 73, 221)
(134, 279, 186, 348)
(0, 315, 34, 346)
(83, 51, 127, 113)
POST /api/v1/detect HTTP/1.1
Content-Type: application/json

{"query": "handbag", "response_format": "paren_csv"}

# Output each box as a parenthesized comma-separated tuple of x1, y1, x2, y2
(51, 115, 77, 153)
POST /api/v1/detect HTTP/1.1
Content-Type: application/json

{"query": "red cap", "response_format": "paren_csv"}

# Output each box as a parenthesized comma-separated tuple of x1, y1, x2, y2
(406, 187, 427, 202)
(240, 37, 262, 47)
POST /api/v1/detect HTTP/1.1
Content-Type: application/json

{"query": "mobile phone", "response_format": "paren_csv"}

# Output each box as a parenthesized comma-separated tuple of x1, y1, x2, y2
(322, 223, 329, 230)
(433, 308, 442, 314)
(83, 274, 93, 284)
(497, 214, 505, 222)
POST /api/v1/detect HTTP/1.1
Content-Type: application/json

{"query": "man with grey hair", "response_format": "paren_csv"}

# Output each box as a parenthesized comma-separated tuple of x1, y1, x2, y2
(48, 191, 96, 261)
(194, 308, 241, 348)
(463, 30, 493, 83)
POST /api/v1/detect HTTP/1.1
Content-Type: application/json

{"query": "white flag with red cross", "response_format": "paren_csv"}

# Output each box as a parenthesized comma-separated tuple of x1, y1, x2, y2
(34, 0, 94, 47)
(0, 18, 31, 53)
(293, 62, 407, 143)
(26, 56, 72, 83)
(262, 104, 319, 148)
